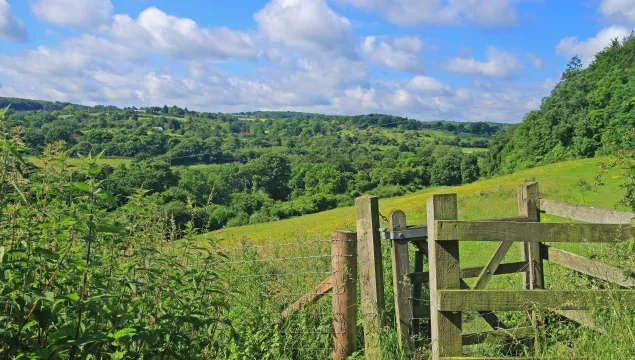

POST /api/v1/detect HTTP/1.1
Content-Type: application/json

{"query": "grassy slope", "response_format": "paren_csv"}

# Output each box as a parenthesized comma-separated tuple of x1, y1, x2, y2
(28, 156, 132, 167)
(202, 156, 626, 266)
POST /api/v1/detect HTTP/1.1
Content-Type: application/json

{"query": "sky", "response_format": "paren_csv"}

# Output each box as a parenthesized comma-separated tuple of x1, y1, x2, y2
(0, 0, 634, 123)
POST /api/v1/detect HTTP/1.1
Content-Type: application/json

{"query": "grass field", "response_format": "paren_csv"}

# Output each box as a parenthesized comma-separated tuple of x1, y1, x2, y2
(201, 156, 632, 358)
(201, 156, 628, 271)
(202, 156, 625, 245)
(28, 156, 133, 167)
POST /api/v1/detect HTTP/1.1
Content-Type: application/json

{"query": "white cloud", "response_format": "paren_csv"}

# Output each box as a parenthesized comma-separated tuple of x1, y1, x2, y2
(111, 7, 258, 61)
(333, 0, 519, 27)
(556, 26, 631, 65)
(31, 0, 113, 32)
(0, 0, 27, 42)
(405, 75, 451, 94)
(600, 0, 635, 23)
(361, 36, 424, 73)
(526, 53, 542, 69)
(446, 46, 523, 78)
(254, 0, 356, 58)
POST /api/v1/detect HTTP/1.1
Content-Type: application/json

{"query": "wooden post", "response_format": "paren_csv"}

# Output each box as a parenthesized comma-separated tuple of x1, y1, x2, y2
(355, 195, 385, 360)
(518, 182, 544, 354)
(517, 182, 544, 290)
(389, 210, 412, 350)
(332, 230, 358, 360)
(427, 194, 461, 359)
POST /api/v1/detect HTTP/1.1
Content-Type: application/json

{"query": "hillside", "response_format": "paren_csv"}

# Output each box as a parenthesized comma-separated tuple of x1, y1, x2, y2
(201, 156, 626, 266)
(1, 97, 508, 234)
(487, 35, 635, 175)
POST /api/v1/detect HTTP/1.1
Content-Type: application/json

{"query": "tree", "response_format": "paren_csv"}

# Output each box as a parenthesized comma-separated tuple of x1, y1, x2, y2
(162, 105, 169, 114)
(244, 153, 291, 200)
(461, 154, 480, 184)
(430, 154, 462, 186)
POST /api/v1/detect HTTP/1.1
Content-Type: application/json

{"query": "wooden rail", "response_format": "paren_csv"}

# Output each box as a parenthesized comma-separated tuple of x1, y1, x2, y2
(541, 244, 635, 287)
(540, 199, 635, 224)
(280, 276, 333, 319)
(438, 290, 635, 311)
(435, 221, 635, 243)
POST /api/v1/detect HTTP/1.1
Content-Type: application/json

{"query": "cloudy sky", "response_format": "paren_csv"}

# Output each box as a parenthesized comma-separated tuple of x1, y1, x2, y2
(0, 0, 633, 122)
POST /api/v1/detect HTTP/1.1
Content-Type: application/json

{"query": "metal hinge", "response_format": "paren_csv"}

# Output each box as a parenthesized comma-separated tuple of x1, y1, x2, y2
(379, 226, 428, 241)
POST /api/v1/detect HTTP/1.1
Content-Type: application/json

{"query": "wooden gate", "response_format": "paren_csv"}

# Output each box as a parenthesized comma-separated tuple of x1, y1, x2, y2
(385, 182, 635, 359)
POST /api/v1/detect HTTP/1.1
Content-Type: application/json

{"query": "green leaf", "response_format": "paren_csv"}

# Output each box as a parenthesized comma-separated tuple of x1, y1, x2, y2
(22, 320, 37, 331)
(176, 284, 195, 293)
(70, 182, 91, 193)
(96, 223, 126, 234)
(109, 327, 136, 340)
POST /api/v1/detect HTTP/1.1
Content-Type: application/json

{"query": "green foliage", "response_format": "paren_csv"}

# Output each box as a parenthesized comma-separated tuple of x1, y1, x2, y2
(461, 153, 480, 184)
(0, 113, 232, 357)
(488, 34, 635, 174)
(1, 97, 502, 232)
(431, 154, 463, 186)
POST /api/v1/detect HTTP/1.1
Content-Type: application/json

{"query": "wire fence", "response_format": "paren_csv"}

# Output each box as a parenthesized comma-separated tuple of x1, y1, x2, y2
(207, 236, 353, 359)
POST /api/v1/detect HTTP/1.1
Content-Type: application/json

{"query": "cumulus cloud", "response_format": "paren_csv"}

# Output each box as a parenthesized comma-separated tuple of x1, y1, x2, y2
(31, 0, 114, 32)
(0, 0, 27, 42)
(556, 26, 631, 65)
(361, 36, 424, 73)
(405, 75, 451, 94)
(111, 7, 258, 61)
(254, 0, 356, 58)
(333, 0, 519, 27)
(446, 46, 523, 78)
(600, 0, 635, 23)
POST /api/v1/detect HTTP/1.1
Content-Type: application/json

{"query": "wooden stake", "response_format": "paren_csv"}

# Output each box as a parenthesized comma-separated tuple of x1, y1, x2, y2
(427, 194, 461, 359)
(389, 209, 412, 349)
(332, 230, 358, 360)
(355, 195, 384, 360)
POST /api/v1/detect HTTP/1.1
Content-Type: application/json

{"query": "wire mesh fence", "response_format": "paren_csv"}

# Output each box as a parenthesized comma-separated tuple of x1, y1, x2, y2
(204, 235, 356, 359)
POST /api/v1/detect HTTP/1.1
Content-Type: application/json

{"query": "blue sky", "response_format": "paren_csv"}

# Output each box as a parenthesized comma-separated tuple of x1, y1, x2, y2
(0, 0, 633, 123)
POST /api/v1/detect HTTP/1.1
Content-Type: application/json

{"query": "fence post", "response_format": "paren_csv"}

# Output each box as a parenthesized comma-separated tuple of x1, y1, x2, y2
(518, 182, 544, 354)
(355, 195, 385, 360)
(332, 230, 358, 360)
(517, 182, 544, 290)
(427, 194, 461, 359)
(389, 210, 412, 350)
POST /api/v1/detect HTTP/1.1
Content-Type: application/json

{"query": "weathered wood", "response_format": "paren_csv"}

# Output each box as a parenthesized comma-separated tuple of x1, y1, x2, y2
(413, 304, 430, 319)
(518, 183, 543, 292)
(411, 239, 429, 256)
(438, 290, 635, 311)
(281, 276, 332, 319)
(551, 309, 601, 332)
(540, 198, 635, 224)
(461, 326, 537, 346)
(542, 244, 635, 287)
(331, 230, 357, 359)
(389, 210, 412, 349)
(472, 241, 513, 290)
(412, 250, 425, 338)
(355, 195, 384, 360)
(477, 216, 533, 222)
(409, 262, 529, 285)
(435, 221, 635, 243)
(427, 194, 462, 358)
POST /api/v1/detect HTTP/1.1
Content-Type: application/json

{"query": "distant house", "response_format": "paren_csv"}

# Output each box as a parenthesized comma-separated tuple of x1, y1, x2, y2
(153, 127, 164, 131)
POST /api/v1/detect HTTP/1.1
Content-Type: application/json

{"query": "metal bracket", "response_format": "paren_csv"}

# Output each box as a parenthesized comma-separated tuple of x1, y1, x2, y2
(379, 226, 428, 241)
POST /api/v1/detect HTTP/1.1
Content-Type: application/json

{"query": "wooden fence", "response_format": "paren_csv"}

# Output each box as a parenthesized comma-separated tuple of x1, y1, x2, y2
(279, 230, 358, 359)
(353, 182, 635, 360)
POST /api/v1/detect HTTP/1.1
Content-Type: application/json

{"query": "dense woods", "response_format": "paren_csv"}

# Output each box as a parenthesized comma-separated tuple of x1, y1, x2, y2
(0, 100, 506, 232)
(485, 34, 635, 177)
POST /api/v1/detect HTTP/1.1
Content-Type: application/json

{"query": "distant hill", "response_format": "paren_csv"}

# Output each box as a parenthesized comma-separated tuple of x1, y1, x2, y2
(486, 34, 635, 175)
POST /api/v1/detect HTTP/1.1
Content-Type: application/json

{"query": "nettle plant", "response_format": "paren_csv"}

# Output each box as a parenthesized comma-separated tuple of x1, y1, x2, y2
(0, 106, 232, 359)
